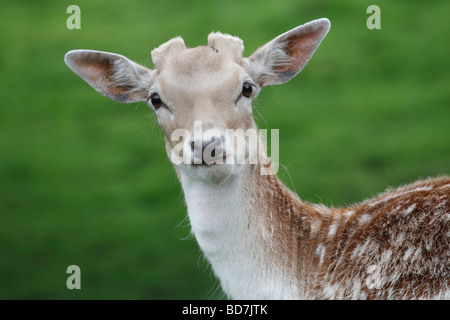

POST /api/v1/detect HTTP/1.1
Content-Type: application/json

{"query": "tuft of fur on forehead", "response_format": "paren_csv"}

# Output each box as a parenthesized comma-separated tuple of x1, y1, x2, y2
(207, 32, 244, 63)
(151, 32, 244, 71)
(151, 36, 186, 70)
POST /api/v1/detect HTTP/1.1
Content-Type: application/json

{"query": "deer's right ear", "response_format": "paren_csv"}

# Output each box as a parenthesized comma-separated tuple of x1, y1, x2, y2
(64, 50, 153, 103)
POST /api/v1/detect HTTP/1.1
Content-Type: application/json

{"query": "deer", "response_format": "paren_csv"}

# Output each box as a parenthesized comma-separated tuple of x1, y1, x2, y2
(64, 18, 450, 299)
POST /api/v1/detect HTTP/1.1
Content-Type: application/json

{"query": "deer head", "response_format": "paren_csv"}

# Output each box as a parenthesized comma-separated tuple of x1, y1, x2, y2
(64, 18, 330, 183)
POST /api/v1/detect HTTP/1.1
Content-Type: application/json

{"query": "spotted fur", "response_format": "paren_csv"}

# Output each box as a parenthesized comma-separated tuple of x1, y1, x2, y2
(255, 173, 450, 299)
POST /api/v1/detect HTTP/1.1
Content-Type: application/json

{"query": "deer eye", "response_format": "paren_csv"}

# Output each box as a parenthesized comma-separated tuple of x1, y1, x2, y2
(242, 82, 253, 98)
(149, 93, 163, 109)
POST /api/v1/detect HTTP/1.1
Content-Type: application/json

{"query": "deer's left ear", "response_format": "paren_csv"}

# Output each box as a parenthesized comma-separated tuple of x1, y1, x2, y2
(65, 50, 153, 103)
(245, 18, 330, 87)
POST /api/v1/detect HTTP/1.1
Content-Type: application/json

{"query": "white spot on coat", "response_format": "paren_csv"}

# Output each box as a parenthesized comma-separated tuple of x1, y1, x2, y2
(404, 203, 417, 215)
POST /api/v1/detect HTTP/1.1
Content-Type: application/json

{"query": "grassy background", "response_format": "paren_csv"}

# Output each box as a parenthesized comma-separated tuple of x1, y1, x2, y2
(0, 0, 448, 299)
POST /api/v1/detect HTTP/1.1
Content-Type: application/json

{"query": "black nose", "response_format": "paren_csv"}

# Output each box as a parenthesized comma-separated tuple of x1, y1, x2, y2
(191, 137, 219, 152)
(190, 140, 210, 153)
(191, 136, 224, 164)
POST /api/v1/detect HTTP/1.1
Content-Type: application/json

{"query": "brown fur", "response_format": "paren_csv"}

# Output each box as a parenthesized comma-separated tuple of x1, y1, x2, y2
(252, 167, 450, 299)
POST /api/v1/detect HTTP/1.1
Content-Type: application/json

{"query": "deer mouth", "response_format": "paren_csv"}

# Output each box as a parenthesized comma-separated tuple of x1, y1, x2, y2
(194, 154, 227, 166)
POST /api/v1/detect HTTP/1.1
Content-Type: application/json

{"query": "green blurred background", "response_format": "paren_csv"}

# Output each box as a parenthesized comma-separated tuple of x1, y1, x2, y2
(0, 0, 448, 299)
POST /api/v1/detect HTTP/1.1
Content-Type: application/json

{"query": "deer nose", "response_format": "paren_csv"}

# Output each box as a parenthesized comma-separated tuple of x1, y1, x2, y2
(190, 135, 225, 164)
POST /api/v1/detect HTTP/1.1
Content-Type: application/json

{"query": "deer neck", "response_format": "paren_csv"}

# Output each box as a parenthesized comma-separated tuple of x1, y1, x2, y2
(179, 162, 325, 299)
